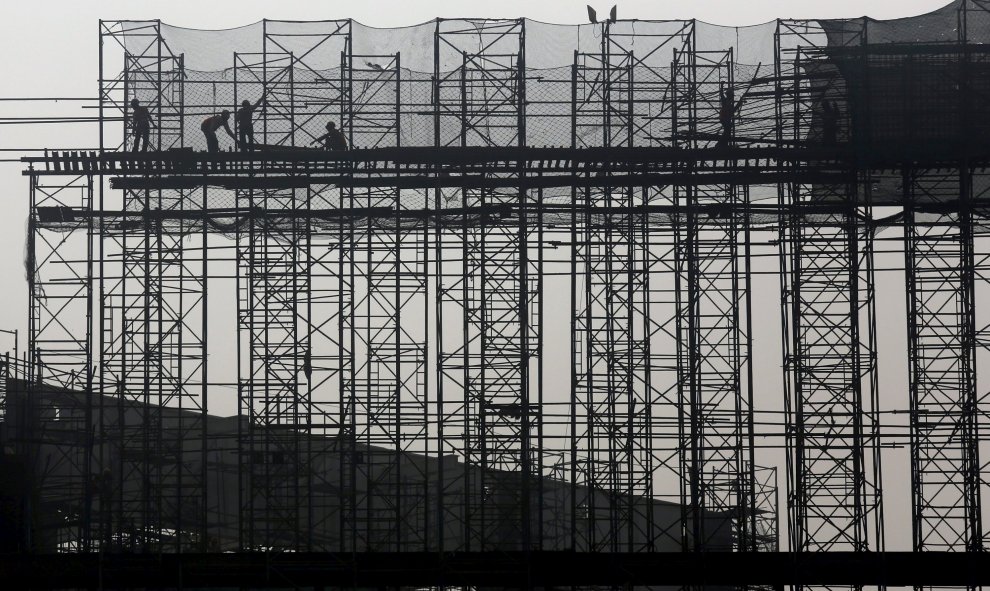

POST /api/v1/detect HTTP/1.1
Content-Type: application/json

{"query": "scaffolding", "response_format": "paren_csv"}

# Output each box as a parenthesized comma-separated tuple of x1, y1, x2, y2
(9, 2, 990, 586)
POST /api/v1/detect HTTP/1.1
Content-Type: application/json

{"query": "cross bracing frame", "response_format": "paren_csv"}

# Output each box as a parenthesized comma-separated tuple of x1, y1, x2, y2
(99, 185, 209, 553)
(98, 22, 206, 550)
(775, 23, 885, 573)
(777, 180, 884, 555)
(433, 18, 538, 551)
(17, 14, 990, 588)
(260, 20, 352, 148)
(237, 187, 313, 550)
(672, 45, 760, 557)
(27, 172, 94, 551)
(100, 21, 185, 154)
(434, 19, 525, 148)
(903, 166, 983, 553)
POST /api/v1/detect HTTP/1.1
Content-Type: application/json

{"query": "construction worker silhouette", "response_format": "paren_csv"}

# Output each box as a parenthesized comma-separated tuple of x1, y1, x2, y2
(717, 89, 736, 147)
(312, 122, 348, 151)
(201, 110, 235, 153)
(821, 99, 839, 146)
(130, 99, 154, 152)
(236, 96, 265, 151)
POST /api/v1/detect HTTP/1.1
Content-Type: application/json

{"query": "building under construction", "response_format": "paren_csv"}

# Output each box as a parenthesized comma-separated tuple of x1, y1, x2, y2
(5, 0, 990, 588)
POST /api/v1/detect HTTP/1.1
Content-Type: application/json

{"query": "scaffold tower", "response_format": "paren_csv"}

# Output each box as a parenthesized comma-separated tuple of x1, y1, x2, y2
(7, 1, 990, 588)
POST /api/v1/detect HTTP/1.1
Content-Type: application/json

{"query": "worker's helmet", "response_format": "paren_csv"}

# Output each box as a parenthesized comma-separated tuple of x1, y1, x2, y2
(221, 110, 231, 118)
(130, 99, 139, 108)
(241, 99, 250, 107)
(327, 122, 336, 129)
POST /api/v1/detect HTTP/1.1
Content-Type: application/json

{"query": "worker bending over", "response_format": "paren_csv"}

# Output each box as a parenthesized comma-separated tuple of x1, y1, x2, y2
(201, 110, 236, 153)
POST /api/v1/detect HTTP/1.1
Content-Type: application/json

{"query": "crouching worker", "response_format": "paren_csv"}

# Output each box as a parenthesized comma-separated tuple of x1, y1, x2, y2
(311, 121, 348, 151)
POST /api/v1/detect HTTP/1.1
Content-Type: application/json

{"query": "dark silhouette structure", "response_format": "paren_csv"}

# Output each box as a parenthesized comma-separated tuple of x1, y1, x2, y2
(717, 88, 736, 146)
(236, 96, 265, 150)
(128, 99, 153, 152)
(9, 2, 990, 587)
(2, 374, 726, 554)
(821, 99, 839, 145)
(313, 121, 348, 151)
(200, 110, 234, 152)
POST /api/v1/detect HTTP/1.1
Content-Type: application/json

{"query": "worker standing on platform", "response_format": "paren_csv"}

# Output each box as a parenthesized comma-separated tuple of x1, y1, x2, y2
(311, 121, 348, 151)
(130, 99, 154, 152)
(717, 88, 736, 147)
(236, 96, 265, 151)
(201, 110, 236, 153)
(821, 99, 839, 146)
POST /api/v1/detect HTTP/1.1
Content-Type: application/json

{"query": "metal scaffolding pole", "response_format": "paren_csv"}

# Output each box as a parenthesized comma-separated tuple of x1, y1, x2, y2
(434, 18, 535, 551)
(903, 165, 983, 553)
(774, 20, 884, 568)
(27, 172, 94, 551)
(237, 186, 312, 551)
(20, 12, 990, 582)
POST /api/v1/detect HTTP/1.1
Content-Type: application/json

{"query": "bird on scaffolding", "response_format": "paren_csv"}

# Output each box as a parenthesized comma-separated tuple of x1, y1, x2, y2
(587, 4, 617, 24)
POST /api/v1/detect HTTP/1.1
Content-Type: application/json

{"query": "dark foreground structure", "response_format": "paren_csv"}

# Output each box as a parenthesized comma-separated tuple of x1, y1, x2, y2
(8, 0, 990, 587)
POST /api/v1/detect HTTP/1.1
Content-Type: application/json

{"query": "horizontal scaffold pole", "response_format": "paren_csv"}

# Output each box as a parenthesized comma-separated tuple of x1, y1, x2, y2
(4, 551, 990, 589)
